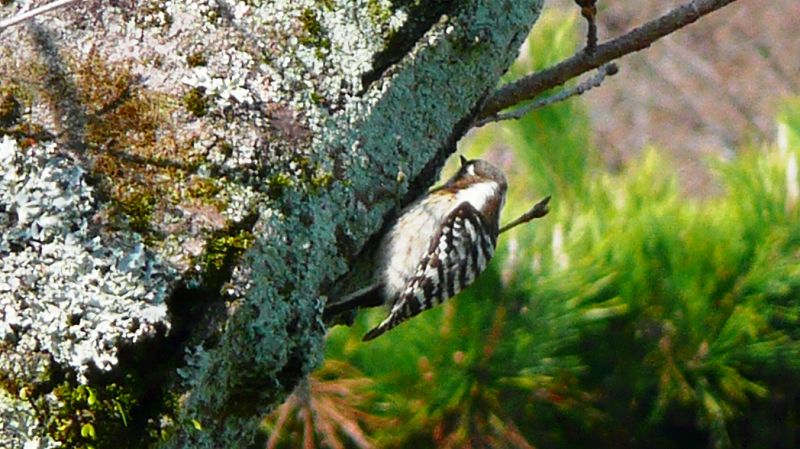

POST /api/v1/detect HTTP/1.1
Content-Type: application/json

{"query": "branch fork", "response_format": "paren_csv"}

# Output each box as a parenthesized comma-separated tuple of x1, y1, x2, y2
(474, 0, 741, 127)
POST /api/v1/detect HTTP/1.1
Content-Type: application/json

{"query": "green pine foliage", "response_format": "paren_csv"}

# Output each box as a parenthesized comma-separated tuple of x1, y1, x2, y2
(263, 10, 800, 449)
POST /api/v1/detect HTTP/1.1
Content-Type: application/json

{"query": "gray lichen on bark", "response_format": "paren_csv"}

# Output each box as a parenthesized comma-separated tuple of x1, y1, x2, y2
(0, 0, 543, 447)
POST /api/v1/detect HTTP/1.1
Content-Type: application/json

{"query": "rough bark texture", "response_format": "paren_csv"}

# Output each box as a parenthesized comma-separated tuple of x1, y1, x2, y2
(0, 0, 543, 447)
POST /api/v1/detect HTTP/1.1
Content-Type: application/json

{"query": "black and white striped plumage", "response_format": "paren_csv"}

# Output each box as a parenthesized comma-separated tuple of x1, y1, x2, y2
(326, 156, 508, 341)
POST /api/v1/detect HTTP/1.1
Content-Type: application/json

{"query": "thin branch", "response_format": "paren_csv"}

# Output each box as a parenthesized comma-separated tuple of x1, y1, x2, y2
(0, 0, 81, 33)
(499, 196, 551, 235)
(575, 0, 599, 53)
(586, 14, 598, 53)
(477, 0, 741, 120)
(474, 62, 618, 128)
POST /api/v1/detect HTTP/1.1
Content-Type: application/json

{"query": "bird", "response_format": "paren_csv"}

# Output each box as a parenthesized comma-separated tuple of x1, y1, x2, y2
(325, 156, 511, 341)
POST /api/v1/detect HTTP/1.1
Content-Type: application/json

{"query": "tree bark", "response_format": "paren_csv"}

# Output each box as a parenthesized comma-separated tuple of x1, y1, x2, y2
(0, 1, 543, 447)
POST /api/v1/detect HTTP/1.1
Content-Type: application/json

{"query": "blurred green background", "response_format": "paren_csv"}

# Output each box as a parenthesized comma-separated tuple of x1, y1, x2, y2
(263, 8, 800, 449)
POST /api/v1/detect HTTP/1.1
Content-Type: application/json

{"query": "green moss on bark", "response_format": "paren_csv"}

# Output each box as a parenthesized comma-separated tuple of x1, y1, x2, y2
(47, 378, 160, 449)
(182, 87, 209, 118)
(204, 228, 255, 288)
(0, 86, 21, 127)
(185, 51, 208, 68)
(299, 8, 331, 57)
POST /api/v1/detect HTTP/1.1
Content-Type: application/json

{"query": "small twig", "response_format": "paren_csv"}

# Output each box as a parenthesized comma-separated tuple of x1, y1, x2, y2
(474, 62, 618, 128)
(477, 0, 741, 120)
(586, 15, 598, 53)
(575, 0, 599, 53)
(499, 196, 551, 235)
(0, 0, 81, 33)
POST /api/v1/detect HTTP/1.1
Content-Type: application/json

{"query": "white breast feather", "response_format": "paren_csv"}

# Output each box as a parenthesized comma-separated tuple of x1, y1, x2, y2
(379, 181, 498, 303)
(456, 181, 497, 211)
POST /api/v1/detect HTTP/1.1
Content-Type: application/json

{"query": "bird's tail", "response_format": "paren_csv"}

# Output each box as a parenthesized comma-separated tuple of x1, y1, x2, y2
(323, 283, 384, 321)
(362, 315, 397, 341)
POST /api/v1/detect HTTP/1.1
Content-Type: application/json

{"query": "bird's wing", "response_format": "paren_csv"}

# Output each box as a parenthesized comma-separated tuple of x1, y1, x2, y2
(363, 201, 495, 341)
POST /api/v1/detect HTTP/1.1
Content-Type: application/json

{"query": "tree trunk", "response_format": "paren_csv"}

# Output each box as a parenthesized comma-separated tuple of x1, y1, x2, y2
(0, 1, 543, 447)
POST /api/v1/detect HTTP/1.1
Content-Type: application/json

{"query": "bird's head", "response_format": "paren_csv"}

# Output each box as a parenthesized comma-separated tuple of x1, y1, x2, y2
(444, 156, 508, 193)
